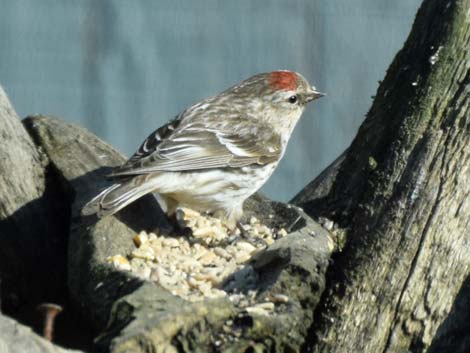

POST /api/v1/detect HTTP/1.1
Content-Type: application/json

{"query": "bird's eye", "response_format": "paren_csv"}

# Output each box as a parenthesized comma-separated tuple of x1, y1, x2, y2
(288, 95, 298, 104)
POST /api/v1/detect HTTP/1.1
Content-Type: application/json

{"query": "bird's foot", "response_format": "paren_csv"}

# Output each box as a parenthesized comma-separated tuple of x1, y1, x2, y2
(236, 221, 268, 248)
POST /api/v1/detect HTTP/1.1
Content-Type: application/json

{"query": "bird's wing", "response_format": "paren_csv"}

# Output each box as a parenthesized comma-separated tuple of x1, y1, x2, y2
(109, 115, 282, 177)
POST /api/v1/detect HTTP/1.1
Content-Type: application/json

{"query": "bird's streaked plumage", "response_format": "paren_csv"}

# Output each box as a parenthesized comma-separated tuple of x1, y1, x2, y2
(82, 70, 324, 228)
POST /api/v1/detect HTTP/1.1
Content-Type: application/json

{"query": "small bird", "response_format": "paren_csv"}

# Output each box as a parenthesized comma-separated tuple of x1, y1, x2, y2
(82, 70, 324, 228)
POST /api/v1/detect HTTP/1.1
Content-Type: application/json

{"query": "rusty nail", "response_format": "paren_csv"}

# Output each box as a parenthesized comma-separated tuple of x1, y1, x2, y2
(37, 303, 63, 341)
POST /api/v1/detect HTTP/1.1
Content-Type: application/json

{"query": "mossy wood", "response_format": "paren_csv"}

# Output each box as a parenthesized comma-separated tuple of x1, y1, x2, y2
(295, 0, 470, 352)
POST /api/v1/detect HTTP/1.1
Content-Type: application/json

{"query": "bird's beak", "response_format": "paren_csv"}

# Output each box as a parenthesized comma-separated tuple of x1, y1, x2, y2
(305, 88, 326, 103)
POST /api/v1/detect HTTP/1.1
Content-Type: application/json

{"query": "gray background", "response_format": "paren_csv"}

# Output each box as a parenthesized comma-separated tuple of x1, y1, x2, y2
(0, 0, 421, 201)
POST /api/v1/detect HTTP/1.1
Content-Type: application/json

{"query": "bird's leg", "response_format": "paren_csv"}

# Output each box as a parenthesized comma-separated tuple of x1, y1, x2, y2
(164, 212, 193, 237)
(236, 221, 268, 248)
(236, 221, 250, 239)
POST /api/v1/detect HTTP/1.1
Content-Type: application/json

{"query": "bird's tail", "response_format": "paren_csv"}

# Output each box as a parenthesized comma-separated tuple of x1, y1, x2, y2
(81, 176, 159, 218)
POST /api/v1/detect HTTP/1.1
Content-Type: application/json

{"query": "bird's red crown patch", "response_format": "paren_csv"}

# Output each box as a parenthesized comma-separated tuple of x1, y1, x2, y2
(269, 71, 298, 91)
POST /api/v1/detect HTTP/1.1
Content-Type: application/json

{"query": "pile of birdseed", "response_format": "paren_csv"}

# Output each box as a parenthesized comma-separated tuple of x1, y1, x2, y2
(107, 208, 288, 302)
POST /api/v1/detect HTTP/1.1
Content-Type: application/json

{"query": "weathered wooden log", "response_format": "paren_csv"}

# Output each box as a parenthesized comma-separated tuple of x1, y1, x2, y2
(294, 0, 470, 352)
(0, 87, 87, 351)
(0, 86, 70, 327)
(24, 115, 334, 353)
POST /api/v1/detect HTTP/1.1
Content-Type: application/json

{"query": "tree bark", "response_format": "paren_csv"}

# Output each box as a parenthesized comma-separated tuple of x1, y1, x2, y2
(0, 88, 88, 351)
(0, 87, 70, 320)
(295, 0, 470, 352)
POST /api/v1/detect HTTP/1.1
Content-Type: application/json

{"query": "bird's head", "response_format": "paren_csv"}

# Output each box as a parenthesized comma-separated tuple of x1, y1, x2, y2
(265, 70, 324, 111)
(232, 70, 323, 112)
(228, 70, 324, 135)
